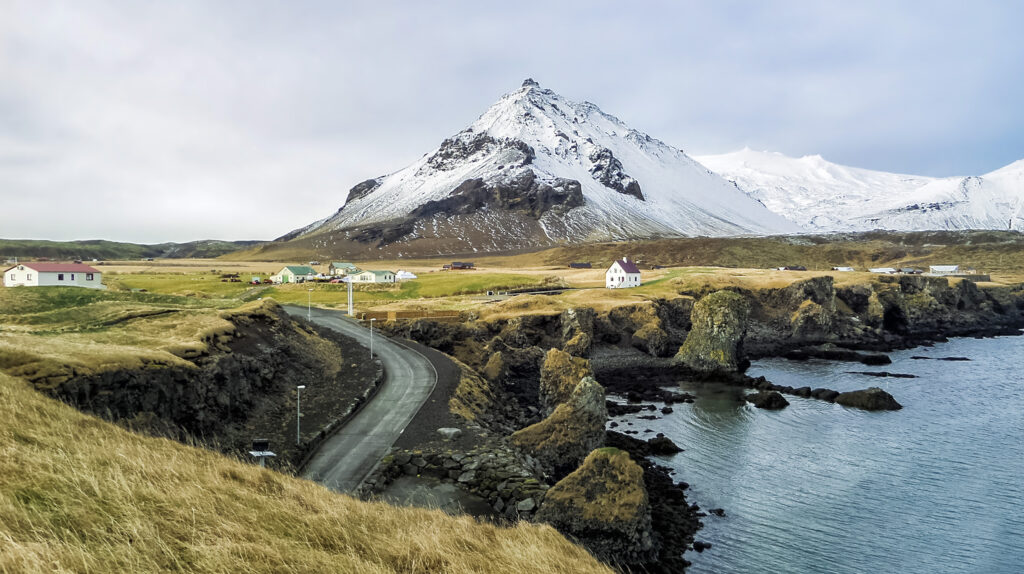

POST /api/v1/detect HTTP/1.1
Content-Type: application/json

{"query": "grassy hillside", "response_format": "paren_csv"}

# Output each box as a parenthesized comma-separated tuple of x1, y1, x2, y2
(0, 371, 612, 573)
(0, 238, 263, 262)
(229, 230, 1024, 281)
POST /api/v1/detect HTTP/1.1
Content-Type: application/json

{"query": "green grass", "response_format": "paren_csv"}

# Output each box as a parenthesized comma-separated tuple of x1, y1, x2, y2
(259, 272, 554, 308)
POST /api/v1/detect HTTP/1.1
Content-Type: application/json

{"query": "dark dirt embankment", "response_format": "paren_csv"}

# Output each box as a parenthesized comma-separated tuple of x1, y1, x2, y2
(35, 301, 378, 469)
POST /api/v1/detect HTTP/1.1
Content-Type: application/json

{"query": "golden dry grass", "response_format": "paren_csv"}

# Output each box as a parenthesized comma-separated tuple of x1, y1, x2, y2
(0, 371, 613, 573)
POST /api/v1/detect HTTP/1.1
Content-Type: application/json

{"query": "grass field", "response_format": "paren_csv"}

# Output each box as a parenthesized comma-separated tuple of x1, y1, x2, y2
(0, 371, 612, 574)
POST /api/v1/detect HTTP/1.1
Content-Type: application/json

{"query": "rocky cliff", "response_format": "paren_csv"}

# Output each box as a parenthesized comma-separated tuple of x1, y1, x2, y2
(537, 447, 657, 566)
(35, 301, 377, 467)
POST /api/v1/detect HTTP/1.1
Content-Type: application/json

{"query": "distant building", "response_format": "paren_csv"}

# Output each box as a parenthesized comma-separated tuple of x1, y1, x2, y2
(328, 262, 358, 276)
(3, 262, 104, 289)
(395, 270, 417, 281)
(270, 265, 317, 284)
(928, 265, 960, 275)
(899, 268, 923, 274)
(777, 265, 807, 271)
(869, 267, 897, 274)
(350, 270, 395, 283)
(568, 262, 592, 269)
(606, 257, 642, 289)
(831, 266, 855, 272)
(451, 262, 475, 270)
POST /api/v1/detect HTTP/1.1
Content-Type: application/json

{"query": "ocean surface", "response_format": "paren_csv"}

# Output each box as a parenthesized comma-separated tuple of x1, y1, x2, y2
(612, 334, 1024, 573)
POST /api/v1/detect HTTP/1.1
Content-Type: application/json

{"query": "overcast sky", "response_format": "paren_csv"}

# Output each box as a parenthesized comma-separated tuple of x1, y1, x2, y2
(3, 1, 1023, 243)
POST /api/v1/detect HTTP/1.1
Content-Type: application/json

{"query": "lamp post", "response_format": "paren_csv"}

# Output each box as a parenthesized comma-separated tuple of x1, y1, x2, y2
(296, 385, 306, 445)
(369, 318, 376, 359)
(307, 287, 314, 321)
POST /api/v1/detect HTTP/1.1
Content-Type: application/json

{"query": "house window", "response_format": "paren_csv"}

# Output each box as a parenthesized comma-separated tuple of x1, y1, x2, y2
(86, 273, 94, 281)
(70, 274, 75, 281)
(26, 273, 32, 280)
(58, 274, 65, 280)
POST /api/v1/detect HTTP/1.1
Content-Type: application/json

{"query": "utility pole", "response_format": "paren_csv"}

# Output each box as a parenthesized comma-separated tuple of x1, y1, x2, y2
(307, 287, 314, 321)
(369, 318, 376, 359)
(296, 385, 306, 445)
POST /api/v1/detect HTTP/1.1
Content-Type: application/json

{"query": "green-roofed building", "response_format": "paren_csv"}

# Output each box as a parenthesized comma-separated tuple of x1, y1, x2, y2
(328, 262, 359, 276)
(270, 265, 317, 284)
(350, 270, 395, 284)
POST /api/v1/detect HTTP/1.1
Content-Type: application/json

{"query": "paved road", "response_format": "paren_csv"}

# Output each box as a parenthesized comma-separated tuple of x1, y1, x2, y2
(283, 305, 438, 493)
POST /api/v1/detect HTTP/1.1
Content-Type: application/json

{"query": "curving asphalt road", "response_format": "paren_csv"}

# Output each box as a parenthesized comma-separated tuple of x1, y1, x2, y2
(283, 305, 438, 493)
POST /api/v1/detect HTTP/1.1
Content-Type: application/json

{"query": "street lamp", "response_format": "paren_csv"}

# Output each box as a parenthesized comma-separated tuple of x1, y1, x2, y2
(296, 385, 306, 445)
(369, 318, 376, 359)
(307, 287, 314, 321)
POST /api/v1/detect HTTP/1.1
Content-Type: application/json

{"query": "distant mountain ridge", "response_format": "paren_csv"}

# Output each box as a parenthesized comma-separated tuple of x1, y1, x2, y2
(0, 239, 263, 261)
(695, 148, 1024, 232)
(273, 79, 798, 257)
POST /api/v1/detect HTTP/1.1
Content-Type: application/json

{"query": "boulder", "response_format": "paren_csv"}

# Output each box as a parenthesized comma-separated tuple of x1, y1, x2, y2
(631, 322, 672, 357)
(437, 427, 462, 441)
(835, 387, 902, 411)
(747, 391, 789, 410)
(511, 376, 607, 476)
(536, 448, 657, 565)
(646, 435, 683, 455)
(674, 290, 750, 374)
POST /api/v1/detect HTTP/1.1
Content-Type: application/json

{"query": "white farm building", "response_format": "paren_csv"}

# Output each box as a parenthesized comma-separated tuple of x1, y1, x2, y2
(350, 270, 395, 284)
(3, 263, 104, 289)
(606, 258, 642, 289)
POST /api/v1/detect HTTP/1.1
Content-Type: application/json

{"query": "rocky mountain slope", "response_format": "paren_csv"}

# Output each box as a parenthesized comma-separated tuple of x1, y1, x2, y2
(274, 80, 798, 257)
(695, 149, 1024, 232)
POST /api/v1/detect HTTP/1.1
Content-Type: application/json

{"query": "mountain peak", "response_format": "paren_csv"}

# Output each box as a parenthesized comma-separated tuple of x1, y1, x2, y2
(276, 83, 798, 256)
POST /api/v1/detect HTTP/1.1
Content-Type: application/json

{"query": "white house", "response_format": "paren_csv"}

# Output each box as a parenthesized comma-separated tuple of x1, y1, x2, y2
(605, 257, 642, 289)
(328, 262, 358, 276)
(831, 266, 855, 272)
(3, 262, 104, 289)
(350, 270, 395, 283)
(395, 270, 417, 281)
(270, 265, 317, 284)
(928, 265, 960, 276)
(869, 267, 897, 274)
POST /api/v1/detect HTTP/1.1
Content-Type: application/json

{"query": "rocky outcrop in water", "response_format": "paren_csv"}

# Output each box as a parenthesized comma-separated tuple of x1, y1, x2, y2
(675, 290, 750, 374)
(747, 390, 790, 409)
(835, 387, 902, 410)
(536, 447, 657, 565)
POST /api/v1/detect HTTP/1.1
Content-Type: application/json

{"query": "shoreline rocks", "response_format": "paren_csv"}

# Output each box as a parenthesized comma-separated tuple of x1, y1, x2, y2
(834, 387, 903, 411)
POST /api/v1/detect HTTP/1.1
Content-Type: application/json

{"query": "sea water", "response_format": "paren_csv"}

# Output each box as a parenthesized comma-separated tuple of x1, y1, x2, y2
(613, 334, 1024, 573)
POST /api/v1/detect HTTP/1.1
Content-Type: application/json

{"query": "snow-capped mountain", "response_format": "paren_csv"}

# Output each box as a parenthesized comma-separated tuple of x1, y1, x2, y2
(695, 149, 1024, 232)
(283, 80, 798, 255)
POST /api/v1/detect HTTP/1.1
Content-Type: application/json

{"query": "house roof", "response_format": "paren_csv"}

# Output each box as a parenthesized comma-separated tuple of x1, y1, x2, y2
(330, 262, 357, 269)
(283, 266, 316, 275)
(611, 259, 641, 274)
(7, 263, 100, 273)
(367, 270, 393, 276)
(930, 265, 959, 271)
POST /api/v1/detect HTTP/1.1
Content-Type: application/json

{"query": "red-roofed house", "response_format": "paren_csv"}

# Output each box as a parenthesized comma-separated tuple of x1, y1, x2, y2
(605, 257, 641, 289)
(3, 263, 104, 289)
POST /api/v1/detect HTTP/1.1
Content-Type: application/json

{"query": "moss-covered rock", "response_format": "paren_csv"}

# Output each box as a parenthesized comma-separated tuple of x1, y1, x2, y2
(536, 447, 656, 565)
(511, 376, 606, 476)
(675, 290, 750, 374)
(538, 348, 594, 415)
(631, 322, 672, 357)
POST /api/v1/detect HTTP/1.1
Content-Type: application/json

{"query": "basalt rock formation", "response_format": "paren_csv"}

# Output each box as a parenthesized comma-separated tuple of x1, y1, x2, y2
(510, 376, 607, 477)
(674, 290, 751, 374)
(536, 447, 657, 566)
